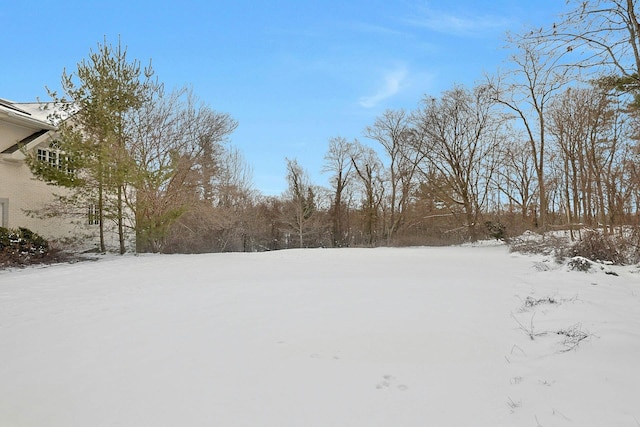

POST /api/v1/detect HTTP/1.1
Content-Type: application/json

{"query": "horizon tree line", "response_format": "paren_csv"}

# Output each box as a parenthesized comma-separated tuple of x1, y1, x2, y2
(27, 1, 640, 252)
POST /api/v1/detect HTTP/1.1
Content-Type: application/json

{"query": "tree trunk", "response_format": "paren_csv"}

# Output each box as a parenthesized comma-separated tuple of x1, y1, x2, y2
(98, 181, 106, 253)
(118, 184, 125, 254)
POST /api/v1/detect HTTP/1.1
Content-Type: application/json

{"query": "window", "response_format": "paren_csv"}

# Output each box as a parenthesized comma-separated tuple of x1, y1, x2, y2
(37, 141, 72, 173)
(87, 204, 99, 226)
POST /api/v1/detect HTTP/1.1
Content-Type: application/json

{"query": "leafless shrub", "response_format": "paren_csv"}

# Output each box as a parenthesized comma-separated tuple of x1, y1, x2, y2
(391, 232, 466, 247)
(512, 311, 590, 353)
(521, 295, 558, 310)
(510, 228, 638, 265)
(628, 226, 640, 264)
(556, 323, 590, 352)
(509, 231, 571, 257)
(532, 262, 551, 271)
(519, 294, 579, 312)
(568, 230, 626, 265)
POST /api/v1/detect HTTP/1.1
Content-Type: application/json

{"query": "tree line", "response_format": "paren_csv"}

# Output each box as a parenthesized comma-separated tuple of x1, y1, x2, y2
(29, 1, 640, 252)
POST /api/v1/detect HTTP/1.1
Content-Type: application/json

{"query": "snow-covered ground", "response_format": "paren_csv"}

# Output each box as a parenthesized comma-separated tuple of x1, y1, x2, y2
(1, 245, 639, 426)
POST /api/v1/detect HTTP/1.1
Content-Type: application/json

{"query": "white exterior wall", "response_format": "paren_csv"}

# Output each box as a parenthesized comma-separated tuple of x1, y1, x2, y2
(0, 157, 83, 240)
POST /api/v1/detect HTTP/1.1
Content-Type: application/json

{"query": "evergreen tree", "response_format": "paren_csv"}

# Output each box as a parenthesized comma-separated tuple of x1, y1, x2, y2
(28, 37, 155, 253)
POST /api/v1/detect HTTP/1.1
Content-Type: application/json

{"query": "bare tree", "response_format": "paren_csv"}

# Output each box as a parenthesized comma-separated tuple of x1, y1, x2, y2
(413, 85, 502, 241)
(205, 147, 256, 252)
(283, 158, 316, 248)
(532, 1, 640, 100)
(322, 136, 354, 247)
(364, 109, 422, 244)
(244, 196, 288, 251)
(488, 35, 572, 230)
(126, 86, 238, 252)
(524, 0, 640, 231)
(348, 140, 385, 246)
(548, 85, 635, 234)
(548, 87, 598, 229)
(494, 134, 538, 226)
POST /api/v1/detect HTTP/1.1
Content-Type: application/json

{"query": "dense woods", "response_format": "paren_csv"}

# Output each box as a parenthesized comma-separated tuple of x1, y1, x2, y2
(29, 1, 640, 253)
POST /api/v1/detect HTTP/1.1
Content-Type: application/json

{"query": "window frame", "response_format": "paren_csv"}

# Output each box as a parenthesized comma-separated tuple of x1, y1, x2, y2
(0, 198, 8, 228)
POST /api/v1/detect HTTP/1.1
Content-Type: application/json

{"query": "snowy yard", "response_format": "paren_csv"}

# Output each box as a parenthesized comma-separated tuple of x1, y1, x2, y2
(1, 245, 639, 426)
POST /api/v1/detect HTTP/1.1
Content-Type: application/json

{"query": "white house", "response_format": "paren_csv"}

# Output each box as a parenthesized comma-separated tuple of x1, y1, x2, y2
(0, 98, 100, 245)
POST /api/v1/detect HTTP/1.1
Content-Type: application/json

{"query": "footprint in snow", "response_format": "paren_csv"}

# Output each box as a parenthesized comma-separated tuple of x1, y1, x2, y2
(376, 375, 408, 391)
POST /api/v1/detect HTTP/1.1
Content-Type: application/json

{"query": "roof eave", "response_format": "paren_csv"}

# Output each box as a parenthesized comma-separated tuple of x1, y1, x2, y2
(1, 129, 54, 161)
(0, 110, 56, 131)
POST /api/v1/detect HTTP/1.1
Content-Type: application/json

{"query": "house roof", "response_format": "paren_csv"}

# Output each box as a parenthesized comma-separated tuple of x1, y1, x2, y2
(0, 99, 56, 130)
(1, 99, 58, 160)
(0, 99, 32, 115)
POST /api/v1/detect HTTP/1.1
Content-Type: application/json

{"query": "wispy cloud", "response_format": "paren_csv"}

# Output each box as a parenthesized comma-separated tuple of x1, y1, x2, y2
(359, 67, 408, 109)
(407, 4, 513, 37)
(348, 21, 409, 38)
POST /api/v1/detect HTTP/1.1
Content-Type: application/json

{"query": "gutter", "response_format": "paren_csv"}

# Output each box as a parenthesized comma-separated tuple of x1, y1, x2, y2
(0, 110, 56, 130)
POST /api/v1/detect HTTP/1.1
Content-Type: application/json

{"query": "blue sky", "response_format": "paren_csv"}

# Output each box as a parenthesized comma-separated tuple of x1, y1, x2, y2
(2, 1, 567, 195)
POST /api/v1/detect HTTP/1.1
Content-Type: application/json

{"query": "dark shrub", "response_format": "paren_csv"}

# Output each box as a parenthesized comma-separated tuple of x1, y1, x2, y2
(568, 256, 593, 272)
(0, 227, 49, 267)
(485, 221, 506, 240)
